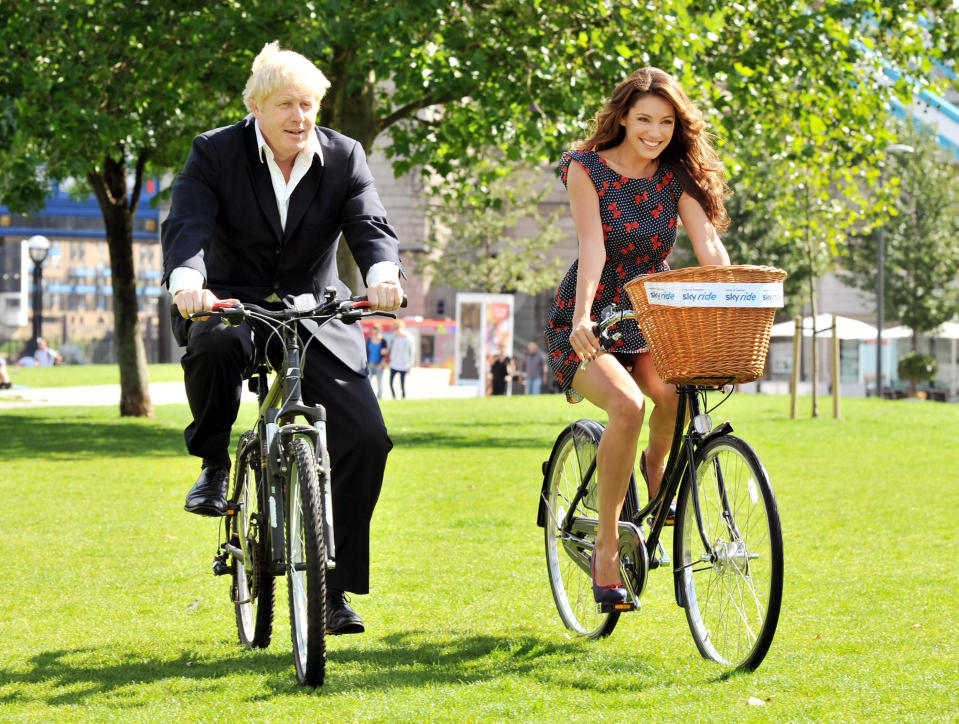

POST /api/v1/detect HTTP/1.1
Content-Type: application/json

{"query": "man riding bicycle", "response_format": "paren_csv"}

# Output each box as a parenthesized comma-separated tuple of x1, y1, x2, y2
(160, 41, 404, 635)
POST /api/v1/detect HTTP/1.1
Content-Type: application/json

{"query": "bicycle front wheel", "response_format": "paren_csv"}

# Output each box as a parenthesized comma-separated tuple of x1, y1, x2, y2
(543, 421, 619, 639)
(286, 437, 327, 687)
(228, 430, 274, 648)
(675, 434, 783, 670)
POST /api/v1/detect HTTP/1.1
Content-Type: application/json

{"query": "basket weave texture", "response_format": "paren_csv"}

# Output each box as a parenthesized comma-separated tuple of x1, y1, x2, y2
(623, 265, 787, 385)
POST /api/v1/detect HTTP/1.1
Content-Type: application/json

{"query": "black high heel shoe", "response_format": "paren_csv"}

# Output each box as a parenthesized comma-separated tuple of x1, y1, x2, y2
(591, 554, 627, 604)
(641, 450, 676, 526)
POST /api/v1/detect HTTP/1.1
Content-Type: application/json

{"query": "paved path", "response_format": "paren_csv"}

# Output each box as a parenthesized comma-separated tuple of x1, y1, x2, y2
(0, 367, 478, 409)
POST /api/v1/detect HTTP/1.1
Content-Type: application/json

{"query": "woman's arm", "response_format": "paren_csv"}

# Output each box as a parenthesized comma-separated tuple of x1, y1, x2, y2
(678, 193, 730, 266)
(567, 161, 606, 363)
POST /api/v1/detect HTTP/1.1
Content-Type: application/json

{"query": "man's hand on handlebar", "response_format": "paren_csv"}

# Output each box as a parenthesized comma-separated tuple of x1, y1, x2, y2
(174, 288, 240, 320)
(365, 280, 404, 312)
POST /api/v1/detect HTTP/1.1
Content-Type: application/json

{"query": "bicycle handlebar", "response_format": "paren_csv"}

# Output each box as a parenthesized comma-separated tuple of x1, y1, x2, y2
(194, 292, 408, 325)
(592, 304, 638, 350)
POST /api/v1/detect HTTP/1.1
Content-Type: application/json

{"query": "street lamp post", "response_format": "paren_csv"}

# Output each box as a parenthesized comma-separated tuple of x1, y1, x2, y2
(875, 144, 914, 397)
(27, 235, 51, 356)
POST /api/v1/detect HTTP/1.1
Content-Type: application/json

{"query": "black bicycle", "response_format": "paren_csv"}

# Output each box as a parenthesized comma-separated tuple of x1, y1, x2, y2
(537, 304, 783, 671)
(199, 288, 400, 687)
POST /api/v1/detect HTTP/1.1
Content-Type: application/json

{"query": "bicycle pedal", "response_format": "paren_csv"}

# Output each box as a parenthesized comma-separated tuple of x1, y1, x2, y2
(598, 600, 637, 613)
(212, 553, 231, 576)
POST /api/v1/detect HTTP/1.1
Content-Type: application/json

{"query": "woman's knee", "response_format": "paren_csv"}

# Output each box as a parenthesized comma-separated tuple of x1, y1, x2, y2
(652, 385, 679, 414)
(608, 392, 645, 430)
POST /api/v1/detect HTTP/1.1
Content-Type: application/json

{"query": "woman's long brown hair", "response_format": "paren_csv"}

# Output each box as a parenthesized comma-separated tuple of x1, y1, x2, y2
(577, 67, 730, 232)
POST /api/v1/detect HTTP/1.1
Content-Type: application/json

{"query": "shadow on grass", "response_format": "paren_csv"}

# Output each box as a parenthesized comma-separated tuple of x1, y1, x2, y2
(1, 632, 671, 704)
(389, 419, 555, 450)
(0, 413, 185, 461)
(0, 411, 549, 461)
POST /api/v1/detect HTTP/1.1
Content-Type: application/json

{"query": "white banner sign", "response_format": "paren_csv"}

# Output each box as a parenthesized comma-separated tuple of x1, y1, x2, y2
(644, 281, 785, 308)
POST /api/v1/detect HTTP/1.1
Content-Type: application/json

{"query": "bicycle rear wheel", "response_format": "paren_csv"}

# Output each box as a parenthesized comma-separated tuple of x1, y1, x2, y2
(542, 421, 619, 638)
(675, 434, 783, 670)
(228, 430, 274, 648)
(286, 437, 327, 687)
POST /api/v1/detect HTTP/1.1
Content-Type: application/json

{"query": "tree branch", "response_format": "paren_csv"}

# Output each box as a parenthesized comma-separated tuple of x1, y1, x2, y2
(376, 88, 467, 135)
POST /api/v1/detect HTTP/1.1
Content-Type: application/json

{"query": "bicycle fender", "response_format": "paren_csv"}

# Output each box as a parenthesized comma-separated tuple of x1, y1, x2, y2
(536, 419, 605, 528)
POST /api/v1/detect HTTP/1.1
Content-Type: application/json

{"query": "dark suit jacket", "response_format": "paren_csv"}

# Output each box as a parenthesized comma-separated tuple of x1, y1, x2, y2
(161, 116, 401, 372)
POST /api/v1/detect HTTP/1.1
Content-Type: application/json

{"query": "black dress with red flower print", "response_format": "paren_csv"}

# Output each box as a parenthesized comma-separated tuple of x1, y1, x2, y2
(544, 149, 684, 402)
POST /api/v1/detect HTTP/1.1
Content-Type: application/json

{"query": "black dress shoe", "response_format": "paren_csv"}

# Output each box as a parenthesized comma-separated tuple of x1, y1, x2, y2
(326, 589, 365, 635)
(184, 463, 230, 517)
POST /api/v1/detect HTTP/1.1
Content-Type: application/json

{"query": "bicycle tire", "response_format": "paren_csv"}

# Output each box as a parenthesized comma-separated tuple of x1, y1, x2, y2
(286, 437, 327, 687)
(674, 434, 783, 670)
(543, 421, 620, 638)
(228, 430, 274, 648)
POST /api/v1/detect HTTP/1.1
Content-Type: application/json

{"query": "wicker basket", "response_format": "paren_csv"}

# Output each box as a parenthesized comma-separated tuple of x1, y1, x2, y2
(623, 265, 787, 385)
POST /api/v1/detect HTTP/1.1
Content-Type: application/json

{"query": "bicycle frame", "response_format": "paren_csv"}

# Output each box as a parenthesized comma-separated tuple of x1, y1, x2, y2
(253, 322, 336, 576)
(551, 305, 741, 601)
(214, 291, 397, 580)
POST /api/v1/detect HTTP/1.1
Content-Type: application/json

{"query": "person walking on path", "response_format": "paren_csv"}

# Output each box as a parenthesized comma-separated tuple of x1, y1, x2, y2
(160, 41, 404, 635)
(543, 67, 730, 605)
(523, 341, 547, 395)
(387, 320, 413, 398)
(489, 351, 513, 396)
(366, 324, 388, 398)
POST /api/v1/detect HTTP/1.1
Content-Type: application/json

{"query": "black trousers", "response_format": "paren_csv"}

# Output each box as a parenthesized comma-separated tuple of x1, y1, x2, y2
(173, 313, 391, 594)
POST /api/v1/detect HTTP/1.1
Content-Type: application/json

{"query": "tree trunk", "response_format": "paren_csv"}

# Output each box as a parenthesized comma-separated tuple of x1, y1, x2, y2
(88, 155, 154, 417)
(322, 47, 380, 294)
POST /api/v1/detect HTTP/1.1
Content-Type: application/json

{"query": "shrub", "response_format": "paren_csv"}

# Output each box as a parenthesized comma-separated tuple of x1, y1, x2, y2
(898, 351, 938, 384)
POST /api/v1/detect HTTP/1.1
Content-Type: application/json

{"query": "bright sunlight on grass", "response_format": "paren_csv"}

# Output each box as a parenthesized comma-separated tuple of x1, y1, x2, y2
(0, 393, 956, 721)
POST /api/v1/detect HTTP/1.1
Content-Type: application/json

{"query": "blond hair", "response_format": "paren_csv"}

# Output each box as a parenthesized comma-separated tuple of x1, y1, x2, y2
(242, 41, 331, 111)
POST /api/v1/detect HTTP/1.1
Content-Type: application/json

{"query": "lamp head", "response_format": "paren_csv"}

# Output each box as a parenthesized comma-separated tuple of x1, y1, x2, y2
(27, 235, 50, 265)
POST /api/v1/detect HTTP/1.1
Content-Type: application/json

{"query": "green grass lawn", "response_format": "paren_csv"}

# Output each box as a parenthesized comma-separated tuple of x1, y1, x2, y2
(3, 363, 185, 388)
(1, 393, 956, 722)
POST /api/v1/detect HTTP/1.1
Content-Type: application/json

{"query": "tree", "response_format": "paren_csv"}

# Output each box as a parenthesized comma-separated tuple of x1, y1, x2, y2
(420, 160, 564, 293)
(687, 1, 957, 416)
(842, 120, 959, 350)
(0, 1, 288, 416)
(2, 1, 955, 417)
(0, 0, 692, 415)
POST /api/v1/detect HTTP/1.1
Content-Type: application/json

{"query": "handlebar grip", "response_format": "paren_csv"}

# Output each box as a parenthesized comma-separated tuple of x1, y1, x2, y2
(350, 294, 409, 310)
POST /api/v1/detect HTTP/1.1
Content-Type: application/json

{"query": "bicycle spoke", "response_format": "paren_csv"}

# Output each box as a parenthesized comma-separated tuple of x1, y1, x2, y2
(544, 423, 620, 639)
(677, 435, 782, 670)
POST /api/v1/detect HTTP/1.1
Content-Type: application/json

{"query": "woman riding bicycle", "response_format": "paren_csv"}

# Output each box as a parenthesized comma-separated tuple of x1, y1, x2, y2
(543, 67, 731, 604)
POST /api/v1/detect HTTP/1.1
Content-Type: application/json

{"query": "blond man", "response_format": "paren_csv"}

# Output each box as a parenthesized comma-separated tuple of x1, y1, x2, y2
(162, 42, 404, 634)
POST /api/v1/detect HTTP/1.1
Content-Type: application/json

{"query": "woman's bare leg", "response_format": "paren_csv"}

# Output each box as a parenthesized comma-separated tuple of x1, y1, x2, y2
(630, 353, 678, 499)
(571, 354, 645, 588)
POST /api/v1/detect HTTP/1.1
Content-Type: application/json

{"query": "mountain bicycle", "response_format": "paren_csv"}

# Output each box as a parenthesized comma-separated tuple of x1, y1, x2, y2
(537, 292, 784, 671)
(199, 288, 401, 687)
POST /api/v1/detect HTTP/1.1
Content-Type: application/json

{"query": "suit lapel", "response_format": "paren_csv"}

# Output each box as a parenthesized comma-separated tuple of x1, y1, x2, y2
(243, 119, 284, 243)
(284, 129, 326, 242)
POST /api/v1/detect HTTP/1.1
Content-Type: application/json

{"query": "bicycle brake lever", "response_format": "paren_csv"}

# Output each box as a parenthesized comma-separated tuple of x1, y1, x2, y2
(209, 301, 246, 326)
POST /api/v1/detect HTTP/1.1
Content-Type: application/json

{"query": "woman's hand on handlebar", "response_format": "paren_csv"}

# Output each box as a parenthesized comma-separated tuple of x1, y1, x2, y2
(569, 317, 600, 366)
(365, 280, 404, 312)
(174, 288, 240, 320)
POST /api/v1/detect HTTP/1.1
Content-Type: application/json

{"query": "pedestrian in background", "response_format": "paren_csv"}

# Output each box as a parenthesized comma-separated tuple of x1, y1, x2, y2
(387, 320, 413, 399)
(366, 324, 388, 398)
(523, 341, 547, 395)
(34, 338, 62, 367)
